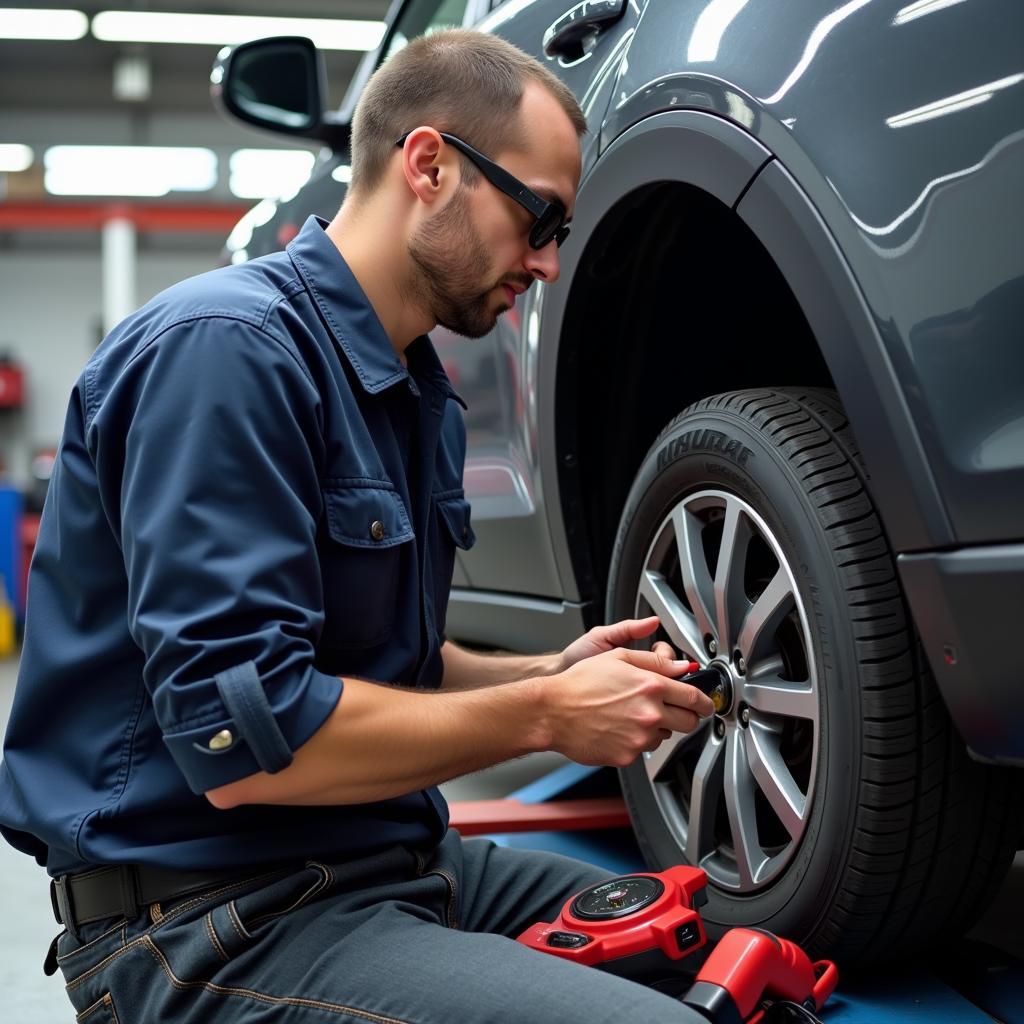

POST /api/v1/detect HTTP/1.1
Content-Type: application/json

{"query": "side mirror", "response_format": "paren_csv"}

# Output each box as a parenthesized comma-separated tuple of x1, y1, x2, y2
(211, 36, 350, 149)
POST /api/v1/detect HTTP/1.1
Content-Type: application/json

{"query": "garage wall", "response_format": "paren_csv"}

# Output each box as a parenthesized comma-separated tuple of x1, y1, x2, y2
(0, 246, 219, 486)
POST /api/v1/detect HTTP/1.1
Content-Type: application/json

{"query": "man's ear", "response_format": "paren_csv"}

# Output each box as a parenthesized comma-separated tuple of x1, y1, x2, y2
(400, 127, 456, 205)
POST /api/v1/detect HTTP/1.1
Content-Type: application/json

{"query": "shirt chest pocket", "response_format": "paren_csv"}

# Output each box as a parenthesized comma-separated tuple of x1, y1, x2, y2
(320, 484, 415, 649)
(431, 492, 476, 637)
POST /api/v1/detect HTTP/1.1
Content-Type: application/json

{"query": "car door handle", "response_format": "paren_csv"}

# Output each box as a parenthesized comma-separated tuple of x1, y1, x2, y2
(543, 0, 626, 58)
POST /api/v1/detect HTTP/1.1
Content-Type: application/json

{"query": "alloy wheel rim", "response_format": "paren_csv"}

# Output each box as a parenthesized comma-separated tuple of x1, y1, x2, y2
(633, 489, 820, 893)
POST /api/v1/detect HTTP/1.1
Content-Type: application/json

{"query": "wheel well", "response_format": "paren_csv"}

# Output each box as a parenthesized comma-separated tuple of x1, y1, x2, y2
(556, 181, 833, 618)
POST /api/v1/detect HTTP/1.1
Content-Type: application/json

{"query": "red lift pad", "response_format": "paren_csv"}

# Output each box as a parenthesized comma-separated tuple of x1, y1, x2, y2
(447, 797, 629, 836)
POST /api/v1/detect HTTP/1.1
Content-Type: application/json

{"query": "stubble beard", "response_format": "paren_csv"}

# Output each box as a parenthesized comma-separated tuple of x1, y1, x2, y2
(407, 186, 505, 339)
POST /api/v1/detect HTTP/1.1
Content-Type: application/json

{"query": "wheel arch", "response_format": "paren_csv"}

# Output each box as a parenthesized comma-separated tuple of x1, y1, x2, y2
(539, 111, 952, 619)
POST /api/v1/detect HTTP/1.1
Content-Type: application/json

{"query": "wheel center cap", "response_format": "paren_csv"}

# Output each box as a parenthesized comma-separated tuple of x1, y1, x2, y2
(708, 661, 734, 715)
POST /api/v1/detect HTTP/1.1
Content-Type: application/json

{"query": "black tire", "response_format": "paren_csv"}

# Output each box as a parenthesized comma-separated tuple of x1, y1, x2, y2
(607, 387, 1022, 966)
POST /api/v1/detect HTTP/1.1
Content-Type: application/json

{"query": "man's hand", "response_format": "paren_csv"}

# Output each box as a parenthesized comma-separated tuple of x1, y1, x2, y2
(557, 615, 684, 672)
(539, 647, 716, 768)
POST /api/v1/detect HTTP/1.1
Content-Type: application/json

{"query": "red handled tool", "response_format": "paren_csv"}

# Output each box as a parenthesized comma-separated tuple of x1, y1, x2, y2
(685, 928, 838, 1023)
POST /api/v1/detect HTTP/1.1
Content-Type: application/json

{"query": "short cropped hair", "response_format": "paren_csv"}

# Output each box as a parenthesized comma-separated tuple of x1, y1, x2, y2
(348, 29, 586, 198)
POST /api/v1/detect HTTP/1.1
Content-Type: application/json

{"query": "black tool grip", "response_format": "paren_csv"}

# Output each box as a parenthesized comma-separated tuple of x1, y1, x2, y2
(681, 669, 724, 696)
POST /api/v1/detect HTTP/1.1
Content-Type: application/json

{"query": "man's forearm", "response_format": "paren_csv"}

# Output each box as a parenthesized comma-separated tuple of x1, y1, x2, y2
(440, 639, 559, 689)
(207, 640, 717, 812)
(206, 675, 552, 809)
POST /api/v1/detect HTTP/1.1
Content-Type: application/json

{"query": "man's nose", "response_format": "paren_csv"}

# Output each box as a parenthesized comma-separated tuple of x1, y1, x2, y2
(523, 239, 560, 284)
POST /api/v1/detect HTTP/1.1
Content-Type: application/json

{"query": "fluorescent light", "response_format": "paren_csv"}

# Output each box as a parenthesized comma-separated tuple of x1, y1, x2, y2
(687, 0, 751, 63)
(0, 144, 34, 173)
(760, 0, 873, 105)
(229, 149, 315, 200)
(887, 73, 1024, 128)
(92, 12, 385, 51)
(893, 0, 969, 26)
(0, 8, 87, 40)
(44, 146, 217, 197)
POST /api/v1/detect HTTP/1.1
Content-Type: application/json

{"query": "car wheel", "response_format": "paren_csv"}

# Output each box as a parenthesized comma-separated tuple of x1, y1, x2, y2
(607, 387, 1021, 964)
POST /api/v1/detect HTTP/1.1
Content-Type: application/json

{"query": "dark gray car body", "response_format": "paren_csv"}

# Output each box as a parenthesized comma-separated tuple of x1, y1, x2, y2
(229, 0, 1024, 767)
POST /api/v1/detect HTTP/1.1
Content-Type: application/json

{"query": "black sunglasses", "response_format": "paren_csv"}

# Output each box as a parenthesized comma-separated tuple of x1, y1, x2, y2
(396, 131, 571, 250)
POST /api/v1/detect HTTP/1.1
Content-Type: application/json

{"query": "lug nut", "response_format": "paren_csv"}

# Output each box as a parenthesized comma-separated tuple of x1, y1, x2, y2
(707, 638, 717, 656)
(739, 706, 750, 727)
(714, 719, 726, 739)
(738, 657, 746, 674)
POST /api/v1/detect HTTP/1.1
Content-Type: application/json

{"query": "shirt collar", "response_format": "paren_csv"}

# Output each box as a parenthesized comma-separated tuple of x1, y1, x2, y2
(286, 216, 465, 408)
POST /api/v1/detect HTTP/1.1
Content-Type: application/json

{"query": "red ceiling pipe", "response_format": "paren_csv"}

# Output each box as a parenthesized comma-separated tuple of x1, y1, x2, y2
(0, 202, 250, 233)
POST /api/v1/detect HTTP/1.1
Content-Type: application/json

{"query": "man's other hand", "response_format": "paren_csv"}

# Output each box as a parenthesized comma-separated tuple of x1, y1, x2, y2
(557, 615, 685, 672)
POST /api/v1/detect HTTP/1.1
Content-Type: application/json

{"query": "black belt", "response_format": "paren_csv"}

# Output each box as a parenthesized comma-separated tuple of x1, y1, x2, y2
(51, 864, 253, 937)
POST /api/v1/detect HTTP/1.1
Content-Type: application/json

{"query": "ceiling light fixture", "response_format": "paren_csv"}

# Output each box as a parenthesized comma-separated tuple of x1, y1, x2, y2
(92, 11, 385, 51)
(0, 8, 88, 40)
(44, 146, 217, 197)
(229, 149, 316, 200)
(0, 144, 35, 173)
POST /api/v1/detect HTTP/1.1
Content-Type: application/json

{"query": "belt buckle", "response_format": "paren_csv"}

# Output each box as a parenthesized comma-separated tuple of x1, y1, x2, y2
(50, 877, 80, 941)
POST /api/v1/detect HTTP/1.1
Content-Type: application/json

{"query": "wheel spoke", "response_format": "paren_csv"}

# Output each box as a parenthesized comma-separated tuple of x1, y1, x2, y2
(684, 731, 725, 867)
(714, 498, 752, 649)
(639, 570, 704, 662)
(723, 729, 769, 889)
(672, 505, 717, 650)
(743, 676, 818, 721)
(745, 723, 806, 839)
(736, 567, 794, 663)
(643, 725, 698, 784)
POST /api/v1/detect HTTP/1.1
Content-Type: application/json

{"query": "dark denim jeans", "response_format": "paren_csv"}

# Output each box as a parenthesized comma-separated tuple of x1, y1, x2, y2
(55, 831, 703, 1022)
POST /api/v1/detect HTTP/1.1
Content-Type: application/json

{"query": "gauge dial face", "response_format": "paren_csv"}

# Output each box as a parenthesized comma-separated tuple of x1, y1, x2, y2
(570, 876, 665, 920)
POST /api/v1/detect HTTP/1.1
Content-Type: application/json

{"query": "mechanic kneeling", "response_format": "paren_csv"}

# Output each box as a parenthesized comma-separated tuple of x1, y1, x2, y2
(0, 30, 718, 1023)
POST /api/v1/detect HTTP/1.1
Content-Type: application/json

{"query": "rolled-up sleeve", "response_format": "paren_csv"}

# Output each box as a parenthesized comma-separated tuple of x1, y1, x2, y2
(88, 317, 342, 794)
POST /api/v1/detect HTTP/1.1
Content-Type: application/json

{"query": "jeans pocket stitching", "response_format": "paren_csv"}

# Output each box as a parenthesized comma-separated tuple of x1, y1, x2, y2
(226, 900, 252, 942)
(416, 859, 459, 929)
(148, 867, 296, 936)
(244, 863, 332, 929)
(57, 918, 126, 965)
(65, 941, 139, 993)
(205, 911, 230, 963)
(75, 992, 119, 1023)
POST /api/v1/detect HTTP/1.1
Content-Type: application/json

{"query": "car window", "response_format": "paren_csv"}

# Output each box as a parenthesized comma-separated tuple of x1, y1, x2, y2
(382, 0, 472, 64)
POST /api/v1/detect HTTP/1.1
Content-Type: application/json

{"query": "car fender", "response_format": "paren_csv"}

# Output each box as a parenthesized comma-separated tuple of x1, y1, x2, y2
(593, 0, 1024, 548)
(538, 107, 954, 608)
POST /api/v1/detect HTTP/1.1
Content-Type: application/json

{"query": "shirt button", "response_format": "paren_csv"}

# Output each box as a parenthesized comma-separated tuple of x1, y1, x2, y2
(208, 729, 233, 751)
(370, 520, 386, 541)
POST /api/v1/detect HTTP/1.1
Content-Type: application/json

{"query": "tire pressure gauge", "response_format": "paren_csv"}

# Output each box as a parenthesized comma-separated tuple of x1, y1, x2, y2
(571, 875, 665, 919)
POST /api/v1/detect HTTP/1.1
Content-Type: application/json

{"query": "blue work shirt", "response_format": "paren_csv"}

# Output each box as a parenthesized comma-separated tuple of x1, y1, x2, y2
(0, 216, 475, 877)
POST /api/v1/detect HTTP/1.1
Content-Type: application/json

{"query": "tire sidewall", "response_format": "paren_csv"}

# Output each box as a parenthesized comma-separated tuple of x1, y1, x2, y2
(608, 404, 862, 942)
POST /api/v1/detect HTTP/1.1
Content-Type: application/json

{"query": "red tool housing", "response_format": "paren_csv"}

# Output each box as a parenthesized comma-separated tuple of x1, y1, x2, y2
(516, 865, 709, 971)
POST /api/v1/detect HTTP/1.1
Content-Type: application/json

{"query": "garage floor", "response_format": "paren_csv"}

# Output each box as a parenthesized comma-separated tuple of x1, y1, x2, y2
(1, 655, 1021, 1023)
